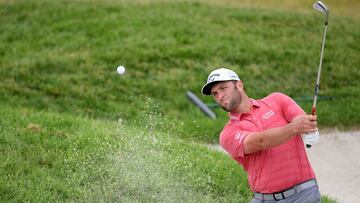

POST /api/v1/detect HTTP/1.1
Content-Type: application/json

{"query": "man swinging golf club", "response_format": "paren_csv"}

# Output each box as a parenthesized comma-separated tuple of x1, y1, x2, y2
(201, 68, 321, 202)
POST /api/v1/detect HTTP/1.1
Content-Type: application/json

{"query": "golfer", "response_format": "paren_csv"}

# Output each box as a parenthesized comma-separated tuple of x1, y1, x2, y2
(202, 68, 321, 203)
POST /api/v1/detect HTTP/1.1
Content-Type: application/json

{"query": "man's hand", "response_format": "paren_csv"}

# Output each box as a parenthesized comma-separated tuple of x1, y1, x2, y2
(289, 114, 318, 135)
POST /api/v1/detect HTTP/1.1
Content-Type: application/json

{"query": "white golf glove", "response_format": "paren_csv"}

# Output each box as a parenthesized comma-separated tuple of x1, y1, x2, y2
(303, 129, 320, 146)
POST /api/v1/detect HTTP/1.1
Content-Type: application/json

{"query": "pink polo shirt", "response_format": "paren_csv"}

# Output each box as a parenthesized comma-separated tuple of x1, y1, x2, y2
(219, 92, 315, 193)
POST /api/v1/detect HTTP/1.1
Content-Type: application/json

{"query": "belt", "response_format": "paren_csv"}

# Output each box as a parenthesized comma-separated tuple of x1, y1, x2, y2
(253, 179, 317, 201)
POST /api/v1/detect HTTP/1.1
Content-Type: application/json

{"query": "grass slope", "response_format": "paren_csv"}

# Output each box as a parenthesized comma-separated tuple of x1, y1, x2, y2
(1, 0, 359, 142)
(0, 105, 336, 202)
(0, 0, 357, 201)
(0, 104, 252, 202)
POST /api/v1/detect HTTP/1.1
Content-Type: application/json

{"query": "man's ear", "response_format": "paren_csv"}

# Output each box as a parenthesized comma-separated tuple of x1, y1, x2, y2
(236, 80, 244, 91)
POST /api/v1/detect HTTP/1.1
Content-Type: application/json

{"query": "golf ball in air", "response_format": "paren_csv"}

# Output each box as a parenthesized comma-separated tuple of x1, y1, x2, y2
(117, 65, 125, 75)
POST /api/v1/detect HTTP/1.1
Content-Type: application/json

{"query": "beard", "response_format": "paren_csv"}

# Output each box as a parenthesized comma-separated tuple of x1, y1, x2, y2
(220, 88, 242, 112)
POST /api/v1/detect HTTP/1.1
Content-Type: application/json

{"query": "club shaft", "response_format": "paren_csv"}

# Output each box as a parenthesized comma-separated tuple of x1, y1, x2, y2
(312, 23, 328, 110)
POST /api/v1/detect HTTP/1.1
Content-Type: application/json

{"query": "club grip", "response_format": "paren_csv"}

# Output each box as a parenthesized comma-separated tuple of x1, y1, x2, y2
(307, 107, 318, 148)
(311, 106, 316, 116)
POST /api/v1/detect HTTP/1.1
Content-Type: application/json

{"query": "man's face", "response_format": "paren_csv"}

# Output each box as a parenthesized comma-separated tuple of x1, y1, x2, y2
(210, 81, 242, 112)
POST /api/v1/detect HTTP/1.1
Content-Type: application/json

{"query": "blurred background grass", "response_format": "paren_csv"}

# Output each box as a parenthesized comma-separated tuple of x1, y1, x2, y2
(1, 0, 358, 202)
(1, 0, 359, 142)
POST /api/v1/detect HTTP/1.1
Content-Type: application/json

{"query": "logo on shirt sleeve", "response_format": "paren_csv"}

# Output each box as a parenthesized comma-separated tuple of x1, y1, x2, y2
(234, 132, 246, 143)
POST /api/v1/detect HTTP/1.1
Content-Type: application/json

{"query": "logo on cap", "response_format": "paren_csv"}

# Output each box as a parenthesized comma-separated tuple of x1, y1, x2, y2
(208, 73, 220, 82)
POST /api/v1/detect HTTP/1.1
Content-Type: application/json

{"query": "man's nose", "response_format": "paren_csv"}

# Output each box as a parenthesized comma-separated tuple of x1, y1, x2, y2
(216, 92, 224, 101)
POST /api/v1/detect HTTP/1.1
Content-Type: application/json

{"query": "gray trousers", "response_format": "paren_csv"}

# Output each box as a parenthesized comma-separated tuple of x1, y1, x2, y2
(250, 185, 321, 203)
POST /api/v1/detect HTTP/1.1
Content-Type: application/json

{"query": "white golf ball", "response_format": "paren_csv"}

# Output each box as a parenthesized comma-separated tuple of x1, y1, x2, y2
(117, 65, 125, 75)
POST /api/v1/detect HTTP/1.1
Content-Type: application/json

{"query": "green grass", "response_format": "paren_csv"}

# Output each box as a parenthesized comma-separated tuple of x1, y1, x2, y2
(1, 0, 357, 201)
(0, 104, 336, 202)
(0, 104, 252, 202)
(1, 0, 359, 142)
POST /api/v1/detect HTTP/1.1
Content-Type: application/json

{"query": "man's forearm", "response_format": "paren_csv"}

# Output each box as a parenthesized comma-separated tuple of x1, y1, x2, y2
(244, 124, 297, 154)
(244, 114, 317, 154)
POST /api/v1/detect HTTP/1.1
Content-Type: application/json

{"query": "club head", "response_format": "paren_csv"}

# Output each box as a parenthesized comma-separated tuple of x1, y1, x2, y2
(313, 1, 329, 24)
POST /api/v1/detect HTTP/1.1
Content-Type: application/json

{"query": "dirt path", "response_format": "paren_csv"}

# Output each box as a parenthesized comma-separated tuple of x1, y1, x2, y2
(306, 129, 360, 203)
(207, 129, 360, 203)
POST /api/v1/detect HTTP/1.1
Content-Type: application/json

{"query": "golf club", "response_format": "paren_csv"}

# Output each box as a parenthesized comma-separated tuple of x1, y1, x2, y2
(304, 1, 329, 148)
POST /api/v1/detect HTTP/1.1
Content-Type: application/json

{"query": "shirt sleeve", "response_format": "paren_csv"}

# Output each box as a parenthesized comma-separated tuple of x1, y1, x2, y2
(219, 123, 251, 166)
(273, 92, 305, 122)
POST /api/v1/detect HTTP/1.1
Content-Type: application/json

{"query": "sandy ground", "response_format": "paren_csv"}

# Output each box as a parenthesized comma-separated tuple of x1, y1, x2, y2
(208, 129, 360, 203)
(306, 129, 360, 203)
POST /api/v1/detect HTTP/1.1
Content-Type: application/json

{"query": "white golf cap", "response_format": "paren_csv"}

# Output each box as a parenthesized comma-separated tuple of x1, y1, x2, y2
(201, 68, 240, 95)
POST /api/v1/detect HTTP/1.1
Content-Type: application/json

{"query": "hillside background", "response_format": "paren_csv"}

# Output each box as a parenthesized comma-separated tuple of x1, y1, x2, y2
(1, 0, 359, 202)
